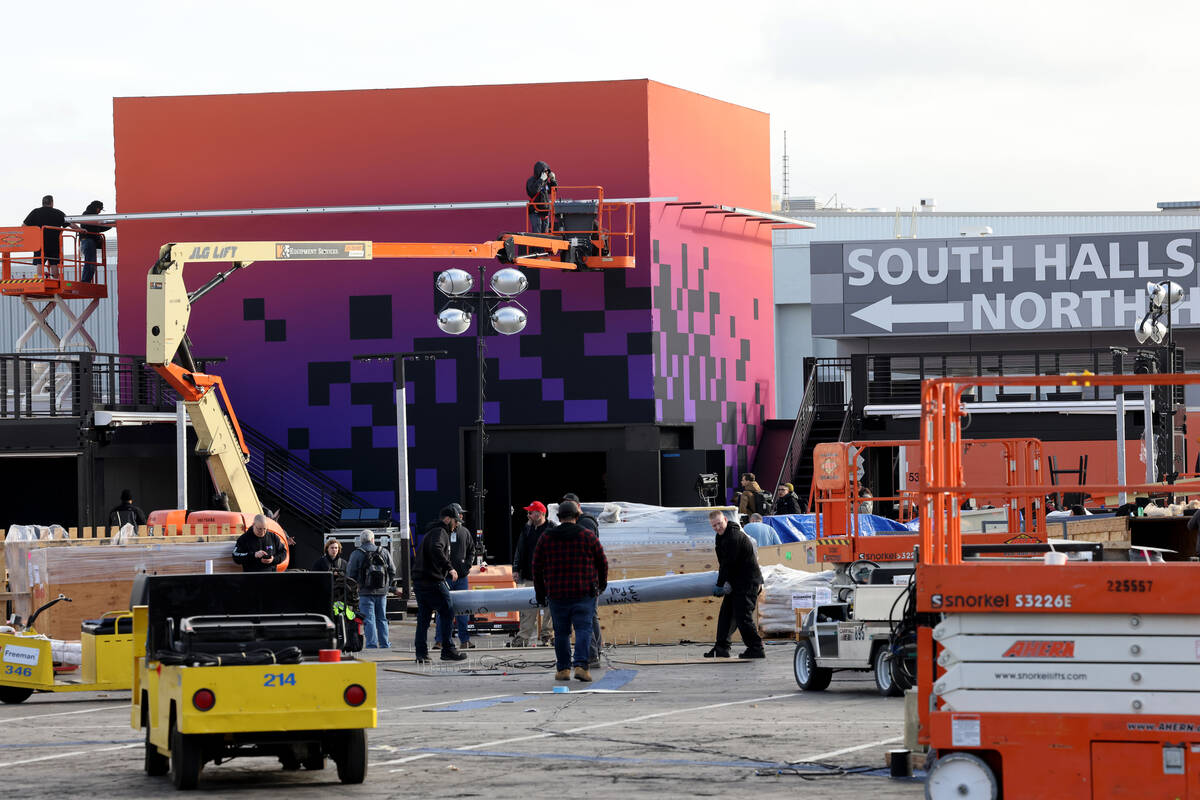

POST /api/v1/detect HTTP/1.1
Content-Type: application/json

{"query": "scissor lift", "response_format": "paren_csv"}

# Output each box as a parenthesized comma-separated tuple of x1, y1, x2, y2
(0, 225, 108, 352)
(917, 372, 1200, 799)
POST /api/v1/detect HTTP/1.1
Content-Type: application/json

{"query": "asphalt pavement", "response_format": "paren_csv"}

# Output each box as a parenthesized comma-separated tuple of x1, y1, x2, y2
(0, 631, 923, 799)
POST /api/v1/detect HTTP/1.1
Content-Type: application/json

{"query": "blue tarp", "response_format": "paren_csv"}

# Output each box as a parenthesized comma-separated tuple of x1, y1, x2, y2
(762, 513, 913, 543)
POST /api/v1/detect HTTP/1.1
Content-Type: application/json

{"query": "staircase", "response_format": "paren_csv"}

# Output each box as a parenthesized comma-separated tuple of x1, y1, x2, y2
(790, 411, 848, 500)
(239, 422, 378, 561)
(774, 360, 853, 501)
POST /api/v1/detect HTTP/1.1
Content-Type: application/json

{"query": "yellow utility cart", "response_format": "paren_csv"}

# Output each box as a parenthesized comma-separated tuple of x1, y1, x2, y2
(0, 597, 134, 704)
(132, 572, 376, 790)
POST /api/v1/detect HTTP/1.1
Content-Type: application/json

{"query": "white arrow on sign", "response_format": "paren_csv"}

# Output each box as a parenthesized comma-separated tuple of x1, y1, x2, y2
(850, 296, 965, 333)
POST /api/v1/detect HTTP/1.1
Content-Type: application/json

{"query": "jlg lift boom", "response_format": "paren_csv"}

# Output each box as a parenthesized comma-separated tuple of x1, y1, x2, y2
(148, 193, 635, 517)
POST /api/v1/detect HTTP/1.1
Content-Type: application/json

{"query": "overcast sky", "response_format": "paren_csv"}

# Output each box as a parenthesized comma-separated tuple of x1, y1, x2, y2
(4, 0, 1198, 222)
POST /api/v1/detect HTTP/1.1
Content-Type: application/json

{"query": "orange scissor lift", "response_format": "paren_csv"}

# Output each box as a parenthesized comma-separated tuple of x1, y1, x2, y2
(918, 372, 1200, 799)
(808, 438, 1046, 565)
(0, 225, 108, 351)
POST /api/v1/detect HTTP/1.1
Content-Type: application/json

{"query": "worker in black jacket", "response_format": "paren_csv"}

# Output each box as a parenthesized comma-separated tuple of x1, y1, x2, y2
(412, 506, 467, 662)
(445, 507, 476, 649)
(773, 483, 804, 515)
(231, 514, 286, 572)
(525, 160, 557, 234)
(705, 509, 765, 659)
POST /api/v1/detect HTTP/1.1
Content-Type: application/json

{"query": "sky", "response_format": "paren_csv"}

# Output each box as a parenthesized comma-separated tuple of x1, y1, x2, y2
(4, 0, 1199, 223)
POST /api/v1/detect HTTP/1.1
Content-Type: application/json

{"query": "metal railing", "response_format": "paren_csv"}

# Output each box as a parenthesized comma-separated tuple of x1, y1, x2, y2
(774, 359, 853, 496)
(241, 422, 377, 534)
(0, 352, 183, 418)
(861, 348, 1125, 405)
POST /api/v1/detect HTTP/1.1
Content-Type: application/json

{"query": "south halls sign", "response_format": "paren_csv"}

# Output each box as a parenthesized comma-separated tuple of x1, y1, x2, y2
(811, 231, 1200, 336)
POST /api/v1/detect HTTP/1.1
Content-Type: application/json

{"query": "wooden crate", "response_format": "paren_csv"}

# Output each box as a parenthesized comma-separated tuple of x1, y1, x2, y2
(6, 536, 240, 640)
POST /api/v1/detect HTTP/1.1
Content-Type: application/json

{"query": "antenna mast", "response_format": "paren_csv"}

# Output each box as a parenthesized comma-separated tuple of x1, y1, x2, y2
(781, 130, 790, 213)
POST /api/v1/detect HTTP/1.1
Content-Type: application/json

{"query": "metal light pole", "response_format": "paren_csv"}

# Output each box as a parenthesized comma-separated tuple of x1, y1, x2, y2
(434, 265, 529, 562)
(1134, 280, 1186, 485)
(353, 349, 447, 603)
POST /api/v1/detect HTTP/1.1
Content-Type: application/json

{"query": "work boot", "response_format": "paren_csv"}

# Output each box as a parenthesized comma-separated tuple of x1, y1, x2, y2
(554, 669, 571, 681)
(441, 647, 468, 662)
(509, 637, 527, 648)
(573, 666, 592, 682)
(461, 640, 476, 649)
(703, 647, 731, 658)
(415, 655, 431, 664)
(738, 648, 766, 659)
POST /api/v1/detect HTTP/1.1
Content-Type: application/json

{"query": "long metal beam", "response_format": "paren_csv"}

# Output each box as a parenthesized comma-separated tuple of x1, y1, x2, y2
(65, 197, 680, 225)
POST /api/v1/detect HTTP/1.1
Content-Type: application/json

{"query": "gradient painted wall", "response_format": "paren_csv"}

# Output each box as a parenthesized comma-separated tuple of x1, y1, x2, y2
(112, 80, 772, 518)
(646, 83, 775, 482)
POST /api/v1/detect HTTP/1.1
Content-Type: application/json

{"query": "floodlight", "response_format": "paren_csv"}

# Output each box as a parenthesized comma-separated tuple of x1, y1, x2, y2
(1148, 280, 1186, 310)
(1134, 314, 1155, 344)
(1148, 318, 1168, 345)
(490, 305, 528, 335)
(437, 306, 472, 335)
(436, 268, 474, 297)
(490, 268, 528, 297)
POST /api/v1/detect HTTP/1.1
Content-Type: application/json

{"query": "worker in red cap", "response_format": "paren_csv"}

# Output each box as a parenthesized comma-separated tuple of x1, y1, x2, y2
(511, 500, 554, 647)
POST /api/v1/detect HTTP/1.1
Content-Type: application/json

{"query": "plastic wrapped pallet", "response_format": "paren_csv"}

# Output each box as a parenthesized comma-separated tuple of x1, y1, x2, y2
(757, 565, 835, 637)
(6, 537, 242, 641)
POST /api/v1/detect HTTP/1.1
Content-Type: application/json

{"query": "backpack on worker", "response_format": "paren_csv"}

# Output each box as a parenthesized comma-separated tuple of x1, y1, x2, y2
(363, 548, 389, 592)
(753, 491, 774, 516)
(331, 572, 363, 652)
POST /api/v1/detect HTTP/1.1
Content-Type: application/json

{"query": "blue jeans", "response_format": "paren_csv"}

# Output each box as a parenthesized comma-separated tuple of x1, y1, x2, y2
(448, 573, 471, 643)
(414, 581, 453, 657)
(80, 239, 98, 282)
(359, 594, 389, 648)
(548, 596, 594, 671)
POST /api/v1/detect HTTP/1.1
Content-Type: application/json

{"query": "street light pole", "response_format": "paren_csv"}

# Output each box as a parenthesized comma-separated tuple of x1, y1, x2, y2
(353, 349, 447, 603)
(434, 264, 529, 565)
(472, 264, 487, 559)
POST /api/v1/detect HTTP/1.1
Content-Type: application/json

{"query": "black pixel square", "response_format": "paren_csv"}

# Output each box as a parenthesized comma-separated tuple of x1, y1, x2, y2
(243, 298, 265, 321)
(287, 427, 310, 450)
(349, 295, 393, 340)
(264, 319, 287, 342)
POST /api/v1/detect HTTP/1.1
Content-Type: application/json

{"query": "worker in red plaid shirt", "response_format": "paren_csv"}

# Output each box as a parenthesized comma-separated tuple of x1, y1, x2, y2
(532, 499, 608, 682)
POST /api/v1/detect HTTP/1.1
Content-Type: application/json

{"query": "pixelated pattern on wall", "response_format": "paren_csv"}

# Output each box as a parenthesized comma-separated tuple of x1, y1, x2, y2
(651, 231, 773, 493)
(269, 270, 655, 518)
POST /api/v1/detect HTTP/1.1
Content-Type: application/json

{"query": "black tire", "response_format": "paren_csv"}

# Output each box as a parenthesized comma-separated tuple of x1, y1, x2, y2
(0, 685, 33, 704)
(170, 721, 203, 790)
(891, 646, 916, 694)
(335, 729, 367, 784)
(279, 752, 302, 771)
(873, 643, 903, 697)
(145, 727, 169, 776)
(793, 639, 832, 691)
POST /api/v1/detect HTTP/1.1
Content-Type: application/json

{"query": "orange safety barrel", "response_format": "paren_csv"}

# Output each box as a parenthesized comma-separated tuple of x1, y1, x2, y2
(186, 510, 290, 571)
(147, 508, 187, 535)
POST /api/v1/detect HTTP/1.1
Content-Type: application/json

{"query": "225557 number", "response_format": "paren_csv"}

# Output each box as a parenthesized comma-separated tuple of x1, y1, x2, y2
(1107, 579, 1153, 593)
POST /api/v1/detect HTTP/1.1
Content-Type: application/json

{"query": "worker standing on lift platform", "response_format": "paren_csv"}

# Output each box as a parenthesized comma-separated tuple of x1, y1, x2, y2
(22, 195, 79, 277)
(525, 161, 557, 234)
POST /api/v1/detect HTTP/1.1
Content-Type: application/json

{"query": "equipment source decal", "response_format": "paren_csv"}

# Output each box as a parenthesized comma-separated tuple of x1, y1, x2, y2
(2, 643, 40, 666)
(275, 243, 366, 260)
